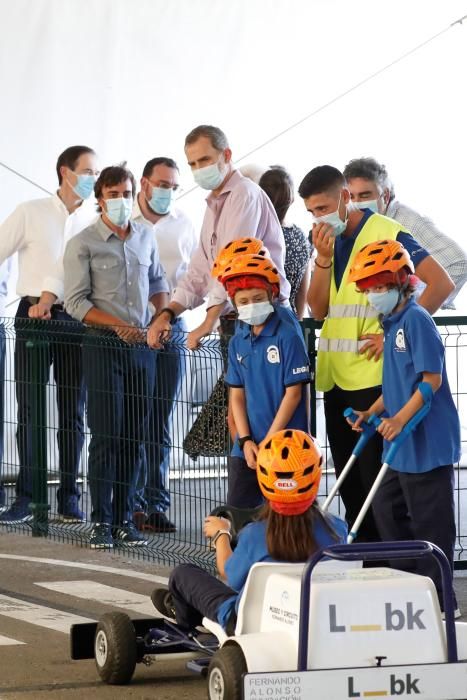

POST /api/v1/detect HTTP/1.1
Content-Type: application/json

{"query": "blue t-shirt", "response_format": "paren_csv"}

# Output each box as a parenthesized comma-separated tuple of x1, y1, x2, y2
(333, 209, 430, 289)
(225, 306, 310, 458)
(381, 297, 461, 472)
(217, 511, 348, 628)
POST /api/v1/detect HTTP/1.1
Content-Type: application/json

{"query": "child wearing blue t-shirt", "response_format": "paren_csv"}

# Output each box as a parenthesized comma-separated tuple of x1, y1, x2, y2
(151, 429, 347, 632)
(219, 253, 311, 507)
(348, 239, 461, 611)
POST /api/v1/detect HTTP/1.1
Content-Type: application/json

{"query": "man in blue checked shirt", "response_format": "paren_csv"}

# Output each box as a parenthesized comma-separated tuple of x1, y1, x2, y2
(64, 163, 169, 549)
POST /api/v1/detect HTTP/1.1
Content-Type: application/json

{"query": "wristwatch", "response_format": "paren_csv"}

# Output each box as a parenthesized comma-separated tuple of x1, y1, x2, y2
(237, 434, 254, 449)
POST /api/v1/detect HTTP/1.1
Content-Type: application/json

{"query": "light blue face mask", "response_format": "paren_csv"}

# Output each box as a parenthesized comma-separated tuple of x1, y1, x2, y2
(105, 197, 133, 227)
(237, 301, 274, 326)
(354, 200, 379, 214)
(148, 186, 173, 215)
(313, 194, 348, 237)
(193, 161, 226, 190)
(70, 173, 95, 200)
(367, 288, 400, 316)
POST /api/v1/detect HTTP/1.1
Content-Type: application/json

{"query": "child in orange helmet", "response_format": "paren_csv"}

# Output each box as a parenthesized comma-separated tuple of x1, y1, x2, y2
(151, 429, 347, 633)
(215, 250, 311, 507)
(347, 239, 461, 613)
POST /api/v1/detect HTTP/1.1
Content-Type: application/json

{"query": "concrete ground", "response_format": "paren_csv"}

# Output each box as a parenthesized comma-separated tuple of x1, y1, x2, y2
(0, 533, 466, 700)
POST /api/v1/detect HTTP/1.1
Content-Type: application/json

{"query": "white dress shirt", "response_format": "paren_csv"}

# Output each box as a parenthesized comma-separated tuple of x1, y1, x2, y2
(0, 193, 97, 302)
(132, 197, 198, 294)
(387, 200, 467, 310)
(171, 170, 290, 310)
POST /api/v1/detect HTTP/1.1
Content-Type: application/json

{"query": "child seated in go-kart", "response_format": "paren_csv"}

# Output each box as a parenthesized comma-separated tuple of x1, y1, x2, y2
(151, 429, 347, 634)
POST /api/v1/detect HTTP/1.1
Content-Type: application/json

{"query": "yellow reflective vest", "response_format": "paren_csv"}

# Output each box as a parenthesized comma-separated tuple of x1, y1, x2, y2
(316, 214, 409, 393)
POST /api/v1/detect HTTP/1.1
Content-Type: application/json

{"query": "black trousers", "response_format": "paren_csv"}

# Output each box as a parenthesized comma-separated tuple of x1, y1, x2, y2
(227, 456, 264, 509)
(14, 299, 85, 503)
(169, 563, 237, 630)
(372, 465, 457, 606)
(324, 385, 383, 541)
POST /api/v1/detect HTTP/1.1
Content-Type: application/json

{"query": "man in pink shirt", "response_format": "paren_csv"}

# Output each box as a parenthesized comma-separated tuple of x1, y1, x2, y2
(147, 124, 290, 350)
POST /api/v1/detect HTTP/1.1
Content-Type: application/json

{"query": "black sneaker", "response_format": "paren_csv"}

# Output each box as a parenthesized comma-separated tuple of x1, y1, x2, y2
(89, 523, 113, 549)
(144, 512, 176, 533)
(0, 499, 32, 524)
(151, 587, 177, 620)
(113, 520, 148, 547)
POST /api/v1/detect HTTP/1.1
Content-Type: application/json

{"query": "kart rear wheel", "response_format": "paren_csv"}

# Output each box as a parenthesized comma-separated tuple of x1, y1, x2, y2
(207, 644, 247, 700)
(94, 611, 137, 685)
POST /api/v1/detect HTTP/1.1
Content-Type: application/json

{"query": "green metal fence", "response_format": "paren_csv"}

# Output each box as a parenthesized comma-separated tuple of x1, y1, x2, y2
(0, 316, 466, 570)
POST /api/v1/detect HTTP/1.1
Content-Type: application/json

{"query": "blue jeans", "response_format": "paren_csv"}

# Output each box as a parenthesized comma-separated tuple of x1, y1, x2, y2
(135, 317, 186, 514)
(14, 299, 85, 505)
(83, 333, 156, 525)
(0, 324, 5, 506)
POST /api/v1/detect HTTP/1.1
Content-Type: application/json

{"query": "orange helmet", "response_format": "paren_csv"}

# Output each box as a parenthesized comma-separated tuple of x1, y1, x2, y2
(348, 239, 414, 288)
(211, 237, 269, 279)
(256, 430, 322, 516)
(220, 254, 280, 286)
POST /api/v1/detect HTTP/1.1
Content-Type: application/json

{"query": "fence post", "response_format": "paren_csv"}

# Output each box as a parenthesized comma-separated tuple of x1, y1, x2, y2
(301, 319, 320, 436)
(27, 334, 49, 536)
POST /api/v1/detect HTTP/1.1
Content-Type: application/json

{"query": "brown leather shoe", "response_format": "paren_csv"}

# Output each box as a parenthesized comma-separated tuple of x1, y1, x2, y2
(144, 512, 176, 533)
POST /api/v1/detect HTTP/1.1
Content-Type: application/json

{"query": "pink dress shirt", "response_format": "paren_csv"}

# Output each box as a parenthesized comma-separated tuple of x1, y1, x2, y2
(172, 170, 290, 310)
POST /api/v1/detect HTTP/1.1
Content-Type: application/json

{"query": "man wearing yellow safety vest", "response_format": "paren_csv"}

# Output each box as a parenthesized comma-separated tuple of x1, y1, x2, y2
(299, 165, 454, 541)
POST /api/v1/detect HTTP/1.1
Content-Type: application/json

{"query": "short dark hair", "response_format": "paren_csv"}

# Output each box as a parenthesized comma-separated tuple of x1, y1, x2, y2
(343, 157, 395, 201)
(184, 124, 229, 151)
(259, 166, 294, 224)
(298, 165, 345, 200)
(56, 145, 95, 184)
(142, 157, 179, 179)
(94, 163, 136, 211)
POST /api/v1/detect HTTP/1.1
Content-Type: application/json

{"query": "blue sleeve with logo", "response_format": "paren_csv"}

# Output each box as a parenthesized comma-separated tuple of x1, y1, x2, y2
(281, 327, 311, 387)
(404, 308, 444, 375)
(225, 336, 244, 388)
(396, 231, 429, 270)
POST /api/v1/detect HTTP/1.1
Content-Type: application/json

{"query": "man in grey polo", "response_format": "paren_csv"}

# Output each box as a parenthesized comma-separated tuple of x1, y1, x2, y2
(64, 163, 169, 549)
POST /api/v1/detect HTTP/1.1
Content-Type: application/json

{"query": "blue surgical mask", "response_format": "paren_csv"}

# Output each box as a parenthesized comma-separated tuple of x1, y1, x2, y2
(237, 301, 274, 326)
(105, 197, 133, 227)
(313, 194, 348, 237)
(148, 186, 173, 215)
(193, 161, 226, 190)
(70, 173, 95, 200)
(354, 200, 379, 214)
(367, 288, 400, 316)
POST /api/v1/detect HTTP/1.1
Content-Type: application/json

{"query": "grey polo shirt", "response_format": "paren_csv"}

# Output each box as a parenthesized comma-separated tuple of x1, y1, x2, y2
(64, 216, 169, 327)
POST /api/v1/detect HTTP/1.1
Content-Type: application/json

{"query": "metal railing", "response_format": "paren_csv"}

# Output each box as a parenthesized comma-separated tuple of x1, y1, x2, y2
(0, 316, 465, 569)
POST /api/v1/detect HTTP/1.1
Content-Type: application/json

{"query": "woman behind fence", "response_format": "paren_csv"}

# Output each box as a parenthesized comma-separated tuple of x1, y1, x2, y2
(151, 429, 347, 633)
(259, 166, 312, 319)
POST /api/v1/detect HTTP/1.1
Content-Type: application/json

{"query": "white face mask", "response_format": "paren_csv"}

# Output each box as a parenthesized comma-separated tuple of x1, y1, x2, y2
(193, 157, 227, 190)
(313, 193, 348, 237)
(237, 301, 274, 326)
(354, 200, 379, 214)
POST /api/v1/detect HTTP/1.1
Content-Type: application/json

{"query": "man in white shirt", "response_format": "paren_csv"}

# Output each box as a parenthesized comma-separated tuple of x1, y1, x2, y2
(0, 260, 12, 510)
(0, 145, 99, 524)
(343, 157, 467, 309)
(132, 156, 197, 532)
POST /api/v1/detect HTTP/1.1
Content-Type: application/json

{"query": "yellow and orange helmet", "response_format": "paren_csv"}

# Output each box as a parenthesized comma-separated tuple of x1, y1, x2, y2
(348, 239, 414, 290)
(256, 429, 322, 516)
(211, 237, 269, 279)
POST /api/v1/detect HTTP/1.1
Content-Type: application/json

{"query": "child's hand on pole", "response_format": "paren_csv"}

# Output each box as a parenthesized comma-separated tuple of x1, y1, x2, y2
(377, 416, 404, 441)
(346, 410, 370, 432)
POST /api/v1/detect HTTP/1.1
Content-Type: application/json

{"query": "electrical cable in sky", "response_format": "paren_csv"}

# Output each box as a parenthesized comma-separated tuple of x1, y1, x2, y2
(0, 13, 465, 198)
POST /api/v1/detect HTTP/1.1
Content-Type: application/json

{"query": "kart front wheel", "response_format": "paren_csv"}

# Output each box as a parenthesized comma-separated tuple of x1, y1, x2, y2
(207, 644, 247, 700)
(94, 611, 137, 685)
